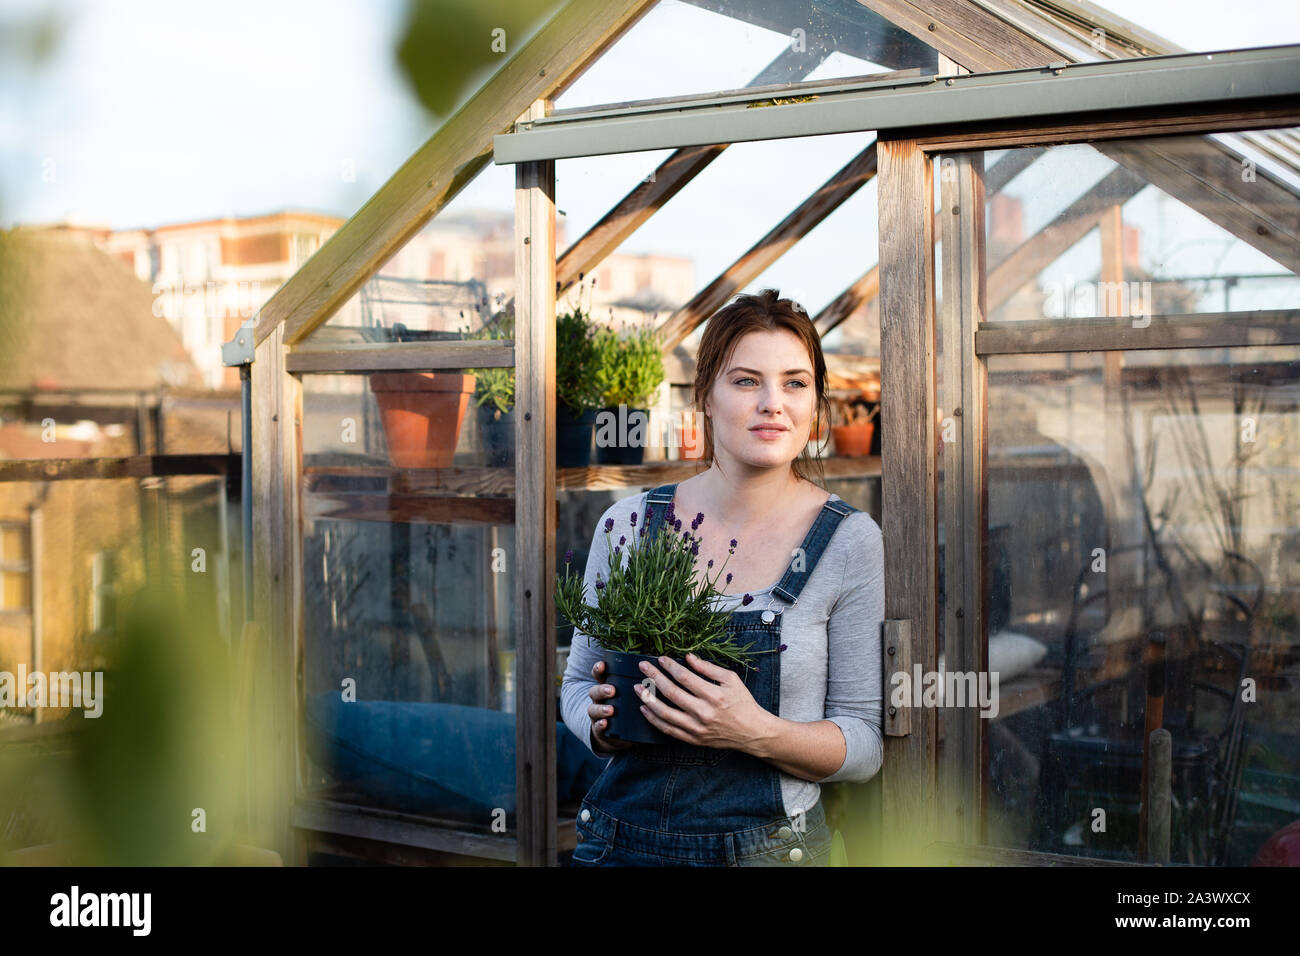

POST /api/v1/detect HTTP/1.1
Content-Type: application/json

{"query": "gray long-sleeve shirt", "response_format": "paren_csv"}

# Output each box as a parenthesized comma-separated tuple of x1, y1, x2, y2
(559, 489, 885, 817)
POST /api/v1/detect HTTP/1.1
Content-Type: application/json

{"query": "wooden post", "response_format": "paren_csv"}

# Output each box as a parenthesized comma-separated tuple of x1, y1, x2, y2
(251, 322, 303, 862)
(877, 136, 939, 858)
(938, 147, 988, 845)
(514, 98, 557, 867)
(1148, 727, 1172, 864)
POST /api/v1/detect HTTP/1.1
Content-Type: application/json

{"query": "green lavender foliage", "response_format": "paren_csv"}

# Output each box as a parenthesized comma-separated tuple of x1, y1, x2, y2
(555, 507, 773, 671)
(556, 306, 604, 415)
(592, 322, 665, 409)
(462, 306, 515, 416)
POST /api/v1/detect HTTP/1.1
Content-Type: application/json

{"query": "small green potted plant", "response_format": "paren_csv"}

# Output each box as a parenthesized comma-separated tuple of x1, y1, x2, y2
(593, 321, 665, 466)
(556, 282, 604, 468)
(463, 304, 515, 467)
(555, 502, 781, 744)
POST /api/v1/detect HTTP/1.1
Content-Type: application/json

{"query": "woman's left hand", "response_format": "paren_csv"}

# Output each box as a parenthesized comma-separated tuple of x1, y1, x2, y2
(634, 653, 770, 753)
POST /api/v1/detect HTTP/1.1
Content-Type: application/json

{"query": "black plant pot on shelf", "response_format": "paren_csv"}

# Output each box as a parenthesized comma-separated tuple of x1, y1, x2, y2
(477, 405, 515, 467)
(594, 405, 649, 465)
(556, 406, 597, 468)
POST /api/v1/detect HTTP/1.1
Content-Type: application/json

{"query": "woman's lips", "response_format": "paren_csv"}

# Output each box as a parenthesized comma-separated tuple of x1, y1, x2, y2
(751, 427, 786, 439)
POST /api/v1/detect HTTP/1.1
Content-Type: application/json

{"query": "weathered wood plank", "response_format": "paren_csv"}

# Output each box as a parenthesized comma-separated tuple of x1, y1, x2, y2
(856, 0, 1059, 72)
(302, 455, 883, 497)
(286, 342, 514, 374)
(974, 310, 1300, 354)
(514, 99, 558, 868)
(938, 148, 988, 845)
(303, 493, 515, 526)
(912, 104, 1300, 152)
(0, 454, 240, 483)
(877, 136, 939, 855)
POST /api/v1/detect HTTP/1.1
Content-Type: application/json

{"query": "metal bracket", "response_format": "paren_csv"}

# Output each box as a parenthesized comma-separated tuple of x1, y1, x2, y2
(222, 317, 257, 367)
(884, 619, 912, 737)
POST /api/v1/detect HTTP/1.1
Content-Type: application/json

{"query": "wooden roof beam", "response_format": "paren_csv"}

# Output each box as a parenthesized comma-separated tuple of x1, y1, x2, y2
(855, 0, 1061, 72)
(252, 0, 656, 347)
(549, 43, 834, 301)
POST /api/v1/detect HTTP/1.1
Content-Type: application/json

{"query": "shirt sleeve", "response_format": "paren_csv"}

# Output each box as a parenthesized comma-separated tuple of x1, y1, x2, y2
(559, 501, 630, 760)
(816, 512, 885, 784)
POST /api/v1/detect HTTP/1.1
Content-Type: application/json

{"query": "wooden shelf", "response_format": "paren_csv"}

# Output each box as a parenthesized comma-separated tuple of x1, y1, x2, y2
(291, 797, 579, 862)
(302, 457, 882, 525)
(304, 455, 881, 497)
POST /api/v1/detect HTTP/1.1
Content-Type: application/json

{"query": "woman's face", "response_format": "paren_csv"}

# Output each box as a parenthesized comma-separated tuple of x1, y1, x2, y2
(702, 328, 818, 472)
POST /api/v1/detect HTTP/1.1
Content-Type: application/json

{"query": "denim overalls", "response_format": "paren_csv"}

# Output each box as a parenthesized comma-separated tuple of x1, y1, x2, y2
(570, 482, 859, 867)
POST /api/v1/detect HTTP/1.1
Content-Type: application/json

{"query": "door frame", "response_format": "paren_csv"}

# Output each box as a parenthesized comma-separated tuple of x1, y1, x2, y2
(875, 99, 1300, 862)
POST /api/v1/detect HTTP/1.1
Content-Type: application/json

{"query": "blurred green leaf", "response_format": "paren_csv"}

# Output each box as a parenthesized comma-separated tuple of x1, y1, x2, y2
(395, 0, 564, 119)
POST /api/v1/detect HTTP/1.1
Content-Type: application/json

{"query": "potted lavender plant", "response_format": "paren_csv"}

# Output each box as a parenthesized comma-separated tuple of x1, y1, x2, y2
(555, 501, 779, 744)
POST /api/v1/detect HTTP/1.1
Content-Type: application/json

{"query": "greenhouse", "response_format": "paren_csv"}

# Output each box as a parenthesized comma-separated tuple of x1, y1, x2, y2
(210, 1, 1300, 866)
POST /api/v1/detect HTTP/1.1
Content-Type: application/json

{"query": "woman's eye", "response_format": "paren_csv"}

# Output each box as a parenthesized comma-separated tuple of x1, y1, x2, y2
(734, 378, 808, 388)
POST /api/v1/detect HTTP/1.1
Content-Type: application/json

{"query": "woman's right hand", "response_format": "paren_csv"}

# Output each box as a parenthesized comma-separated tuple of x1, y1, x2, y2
(588, 660, 636, 754)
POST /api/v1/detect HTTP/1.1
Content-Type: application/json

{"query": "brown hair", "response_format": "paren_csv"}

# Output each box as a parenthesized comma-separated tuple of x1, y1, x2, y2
(692, 288, 830, 487)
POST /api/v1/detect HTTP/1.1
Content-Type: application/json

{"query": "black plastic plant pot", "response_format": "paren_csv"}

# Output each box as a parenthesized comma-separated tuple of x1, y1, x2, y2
(594, 406, 649, 465)
(478, 405, 515, 466)
(600, 650, 686, 745)
(556, 406, 596, 468)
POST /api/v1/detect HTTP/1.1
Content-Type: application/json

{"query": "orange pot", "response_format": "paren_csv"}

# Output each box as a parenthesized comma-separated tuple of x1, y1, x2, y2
(679, 411, 706, 460)
(370, 372, 476, 469)
(832, 422, 875, 458)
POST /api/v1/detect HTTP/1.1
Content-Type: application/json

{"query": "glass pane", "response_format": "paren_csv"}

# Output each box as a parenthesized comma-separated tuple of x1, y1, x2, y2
(965, 127, 1300, 322)
(982, 345, 1300, 864)
(298, 373, 608, 828)
(554, 0, 938, 112)
(308, 159, 517, 345)
(556, 130, 880, 463)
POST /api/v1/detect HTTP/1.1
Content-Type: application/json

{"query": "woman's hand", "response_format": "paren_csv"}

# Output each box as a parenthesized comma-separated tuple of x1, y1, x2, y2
(587, 660, 636, 755)
(634, 653, 772, 753)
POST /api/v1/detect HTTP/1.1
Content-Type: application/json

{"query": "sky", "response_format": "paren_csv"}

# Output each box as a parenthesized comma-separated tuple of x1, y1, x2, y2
(2, 0, 1297, 318)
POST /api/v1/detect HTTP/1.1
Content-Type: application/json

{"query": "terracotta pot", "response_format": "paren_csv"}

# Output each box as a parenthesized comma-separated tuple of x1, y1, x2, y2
(832, 422, 875, 458)
(370, 372, 476, 469)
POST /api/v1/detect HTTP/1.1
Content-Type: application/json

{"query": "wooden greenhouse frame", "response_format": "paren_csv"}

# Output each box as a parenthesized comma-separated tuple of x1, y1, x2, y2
(233, 0, 1300, 866)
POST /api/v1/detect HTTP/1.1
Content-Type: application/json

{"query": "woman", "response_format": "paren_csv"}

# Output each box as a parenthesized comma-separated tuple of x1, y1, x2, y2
(560, 288, 885, 866)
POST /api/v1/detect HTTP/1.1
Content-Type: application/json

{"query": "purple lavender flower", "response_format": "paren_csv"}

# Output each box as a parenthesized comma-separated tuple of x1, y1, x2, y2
(614, 546, 620, 557)
(673, 519, 682, 532)
(741, 593, 754, 606)
(690, 542, 699, 557)
(604, 517, 615, 533)
(631, 511, 639, 527)
(618, 536, 626, 546)
(707, 559, 714, 568)
(729, 538, 737, 550)
(639, 526, 647, 538)
(778, 644, 788, 652)
(563, 549, 574, 564)
(595, 579, 605, 590)
(726, 572, 733, 585)
(692, 512, 704, 531)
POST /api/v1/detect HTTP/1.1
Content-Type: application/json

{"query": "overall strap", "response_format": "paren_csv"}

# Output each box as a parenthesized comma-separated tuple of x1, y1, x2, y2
(770, 497, 859, 607)
(642, 483, 677, 543)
